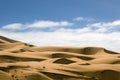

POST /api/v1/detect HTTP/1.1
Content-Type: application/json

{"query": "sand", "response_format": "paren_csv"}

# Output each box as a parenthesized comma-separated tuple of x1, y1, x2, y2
(0, 35, 120, 80)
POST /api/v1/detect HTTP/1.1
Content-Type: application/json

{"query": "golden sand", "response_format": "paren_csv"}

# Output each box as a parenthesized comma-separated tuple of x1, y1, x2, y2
(0, 36, 120, 80)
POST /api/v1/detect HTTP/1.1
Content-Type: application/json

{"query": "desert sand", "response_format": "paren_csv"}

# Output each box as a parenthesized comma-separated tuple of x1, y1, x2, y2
(0, 35, 120, 80)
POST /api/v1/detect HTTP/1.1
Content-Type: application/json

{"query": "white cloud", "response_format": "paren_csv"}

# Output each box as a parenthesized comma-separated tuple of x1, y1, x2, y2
(28, 20, 73, 28)
(0, 30, 120, 52)
(88, 20, 120, 28)
(73, 17, 84, 21)
(86, 20, 120, 32)
(2, 23, 23, 30)
(0, 19, 120, 52)
(73, 16, 95, 22)
(1, 20, 73, 30)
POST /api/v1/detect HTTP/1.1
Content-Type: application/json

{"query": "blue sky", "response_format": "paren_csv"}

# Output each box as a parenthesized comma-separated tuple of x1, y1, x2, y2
(1, 0, 120, 25)
(0, 0, 120, 52)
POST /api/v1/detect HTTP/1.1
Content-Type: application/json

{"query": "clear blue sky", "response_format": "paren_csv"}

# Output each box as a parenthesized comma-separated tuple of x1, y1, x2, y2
(0, 0, 120, 26)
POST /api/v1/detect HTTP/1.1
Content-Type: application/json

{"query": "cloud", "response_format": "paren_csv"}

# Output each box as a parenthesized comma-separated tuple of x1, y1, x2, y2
(2, 23, 23, 30)
(73, 16, 95, 22)
(28, 20, 73, 28)
(0, 19, 120, 52)
(1, 20, 73, 30)
(88, 20, 120, 28)
(0, 29, 120, 52)
(73, 17, 84, 21)
(87, 20, 120, 32)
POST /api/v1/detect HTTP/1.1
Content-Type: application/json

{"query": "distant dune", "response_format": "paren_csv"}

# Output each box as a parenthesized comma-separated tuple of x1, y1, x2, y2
(0, 36, 120, 80)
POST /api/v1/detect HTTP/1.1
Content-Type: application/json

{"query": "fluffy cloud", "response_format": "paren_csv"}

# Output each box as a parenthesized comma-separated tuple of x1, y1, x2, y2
(0, 19, 120, 52)
(1, 20, 73, 30)
(0, 30, 120, 52)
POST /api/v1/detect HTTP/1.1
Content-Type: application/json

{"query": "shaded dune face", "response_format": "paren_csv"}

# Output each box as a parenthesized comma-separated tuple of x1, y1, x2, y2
(53, 58, 75, 64)
(0, 36, 120, 80)
(101, 70, 120, 80)
(0, 36, 17, 43)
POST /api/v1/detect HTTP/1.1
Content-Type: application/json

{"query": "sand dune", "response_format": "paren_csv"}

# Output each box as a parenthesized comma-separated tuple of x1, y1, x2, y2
(0, 36, 120, 80)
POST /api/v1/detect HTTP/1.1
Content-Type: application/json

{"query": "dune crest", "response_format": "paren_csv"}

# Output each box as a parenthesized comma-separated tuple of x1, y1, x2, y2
(0, 36, 120, 80)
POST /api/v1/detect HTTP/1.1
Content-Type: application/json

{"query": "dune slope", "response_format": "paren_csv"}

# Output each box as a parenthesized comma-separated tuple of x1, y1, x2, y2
(0, 36, 120, 80)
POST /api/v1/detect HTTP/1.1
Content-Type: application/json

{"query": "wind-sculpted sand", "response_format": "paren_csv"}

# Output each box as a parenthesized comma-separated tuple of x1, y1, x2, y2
(0, 36, 120, 80)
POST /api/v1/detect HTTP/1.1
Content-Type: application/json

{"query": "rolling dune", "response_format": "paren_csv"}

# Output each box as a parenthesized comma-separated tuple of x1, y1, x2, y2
(0, 36, 120, 80)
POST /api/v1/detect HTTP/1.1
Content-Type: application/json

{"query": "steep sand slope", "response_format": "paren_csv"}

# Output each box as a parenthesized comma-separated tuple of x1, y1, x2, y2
(0, 36, 120, 80)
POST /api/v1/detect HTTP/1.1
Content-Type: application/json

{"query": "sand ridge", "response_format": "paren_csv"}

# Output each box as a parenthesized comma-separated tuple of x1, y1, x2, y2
(0, 36, 120, 80)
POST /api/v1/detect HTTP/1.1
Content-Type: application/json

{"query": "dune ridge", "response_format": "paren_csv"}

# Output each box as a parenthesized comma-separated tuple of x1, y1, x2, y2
(0, 35, 120, 80)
